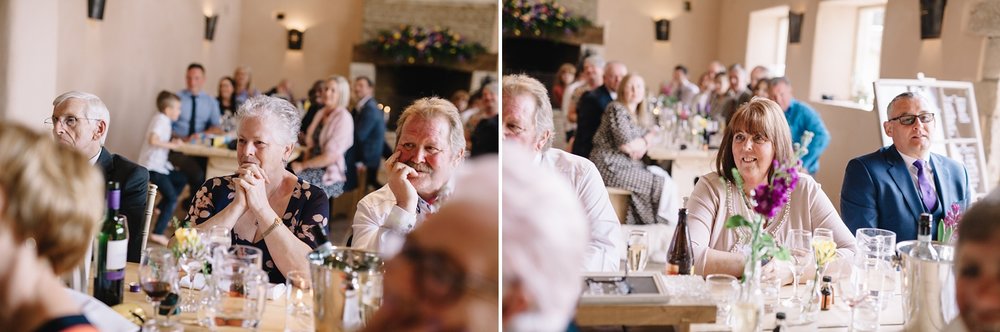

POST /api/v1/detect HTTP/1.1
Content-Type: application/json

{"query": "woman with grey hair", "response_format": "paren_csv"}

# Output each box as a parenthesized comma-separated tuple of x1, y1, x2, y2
(185, 95, 329, 284)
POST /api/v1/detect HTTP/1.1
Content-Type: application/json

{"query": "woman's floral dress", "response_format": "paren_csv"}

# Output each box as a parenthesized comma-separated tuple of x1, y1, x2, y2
(185, 175, 329, 284)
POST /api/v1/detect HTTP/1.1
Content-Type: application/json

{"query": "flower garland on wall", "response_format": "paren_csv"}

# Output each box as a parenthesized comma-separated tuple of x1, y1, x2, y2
(367, 25, 486, 65)
(503, 0, 592, 37)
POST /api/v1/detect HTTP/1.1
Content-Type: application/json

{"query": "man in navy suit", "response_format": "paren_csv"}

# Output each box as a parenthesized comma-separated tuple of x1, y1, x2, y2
(841, 92, 970, 241)
(571, 61, 627, 158)
(346, 76, 386, 192)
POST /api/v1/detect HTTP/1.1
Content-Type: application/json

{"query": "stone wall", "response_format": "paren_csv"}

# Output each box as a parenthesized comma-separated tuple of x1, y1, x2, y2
(363, 0, 498, 52)
(550, 0, 598, 22)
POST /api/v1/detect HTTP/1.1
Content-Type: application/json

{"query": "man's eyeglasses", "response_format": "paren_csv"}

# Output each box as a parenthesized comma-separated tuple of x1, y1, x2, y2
(888, 112, 934, 126)
(397, 234, 497, 305)
(44, 116, 99, 128)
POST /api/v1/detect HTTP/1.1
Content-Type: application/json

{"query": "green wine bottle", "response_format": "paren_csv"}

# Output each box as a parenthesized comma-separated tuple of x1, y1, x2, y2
(94, 181, 129, 306)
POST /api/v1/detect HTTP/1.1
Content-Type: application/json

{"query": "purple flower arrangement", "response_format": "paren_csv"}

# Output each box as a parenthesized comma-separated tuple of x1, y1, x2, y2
(368, 25, 486, 65)
(939, 202, 963, 243)
(502, 0, 591, 37)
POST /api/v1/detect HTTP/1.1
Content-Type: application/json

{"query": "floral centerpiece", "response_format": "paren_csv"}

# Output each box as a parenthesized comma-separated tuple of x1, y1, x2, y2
(367, 25, 486, 65)
(938, 202, 963, 243)
(502, 0, 592, 37)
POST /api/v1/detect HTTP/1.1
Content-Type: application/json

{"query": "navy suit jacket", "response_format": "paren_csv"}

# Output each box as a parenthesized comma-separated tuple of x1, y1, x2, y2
(345, 98, 385, 190)
(571, 85, 613, 158)
(97, 147, 149, 263)
(840, 145, 969, 242)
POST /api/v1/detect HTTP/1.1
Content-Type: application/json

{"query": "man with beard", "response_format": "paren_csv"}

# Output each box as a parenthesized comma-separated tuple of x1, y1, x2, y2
(49, 91, 148, 263)
(352, 97, 466, 256)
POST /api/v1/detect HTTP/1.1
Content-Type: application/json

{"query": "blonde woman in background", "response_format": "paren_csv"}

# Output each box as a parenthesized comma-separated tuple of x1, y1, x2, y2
(590, 73, 681, 225)
(291, 75, 355, 199)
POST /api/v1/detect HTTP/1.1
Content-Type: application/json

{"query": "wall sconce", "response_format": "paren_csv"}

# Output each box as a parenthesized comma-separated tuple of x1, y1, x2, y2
(288, 29, 304, 50)
(87, 0, 106, 20)
(920, 0, 946, 39)
(205, 15, 219, 41)
(654, 19, 670, 41)
(788, 11, 804, 44)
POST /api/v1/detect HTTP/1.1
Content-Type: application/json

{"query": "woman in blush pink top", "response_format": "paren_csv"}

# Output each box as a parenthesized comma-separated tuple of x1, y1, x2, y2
(686, 97, 856, 283)
(291, 75, 354, 198)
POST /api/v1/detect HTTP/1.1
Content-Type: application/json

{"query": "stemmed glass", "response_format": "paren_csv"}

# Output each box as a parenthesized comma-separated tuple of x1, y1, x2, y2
(706, 274, 741, 325)
(139, 247, 179, 331)
(179, 232, 209, 312)
(782, 229, 813, 310)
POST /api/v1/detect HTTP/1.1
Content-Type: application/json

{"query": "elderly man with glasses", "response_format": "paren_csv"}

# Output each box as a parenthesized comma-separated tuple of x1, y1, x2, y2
(841, 92, 970, 242)
(49, 91, 149, 263)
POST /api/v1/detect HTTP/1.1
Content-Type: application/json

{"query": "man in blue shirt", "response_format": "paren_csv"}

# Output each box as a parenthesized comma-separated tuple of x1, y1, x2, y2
(169, 63, 223, 192)
(768, 77, 830, 174)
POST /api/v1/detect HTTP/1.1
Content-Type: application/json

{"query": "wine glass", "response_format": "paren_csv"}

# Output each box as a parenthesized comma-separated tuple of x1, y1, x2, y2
(139, 247, 179, 331)
(706, 274, 740, 325)
(179, 232, 209, 312)
(226, 245, 263, 269)
(782, 229, 813, 310)
(626, 230, 649, 273)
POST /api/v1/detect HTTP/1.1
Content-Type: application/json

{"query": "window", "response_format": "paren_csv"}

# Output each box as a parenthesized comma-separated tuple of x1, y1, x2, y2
(746, 6, 790, 78)
(851, 6, 884, 105)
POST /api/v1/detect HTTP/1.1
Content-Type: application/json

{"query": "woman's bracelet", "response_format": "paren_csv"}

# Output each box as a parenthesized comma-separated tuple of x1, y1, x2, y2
(261, 217, 283, 240)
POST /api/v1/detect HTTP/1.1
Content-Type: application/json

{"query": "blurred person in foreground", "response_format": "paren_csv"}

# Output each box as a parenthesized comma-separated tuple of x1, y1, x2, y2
(950, 188, 1000, 332)
(685, 97, 855, 281)
(186, 96, 329, 284)
(502, 74, 623, 271)
(362, 155, 499, 332)
(353, 98, 466, 255)
(49, 91, 148, 263)
(0, 122, 106, 331)
(502, 143, 589, 331)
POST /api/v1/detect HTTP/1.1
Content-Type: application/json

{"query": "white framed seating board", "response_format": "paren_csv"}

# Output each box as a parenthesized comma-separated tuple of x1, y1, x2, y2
(873, 79, 990, 200)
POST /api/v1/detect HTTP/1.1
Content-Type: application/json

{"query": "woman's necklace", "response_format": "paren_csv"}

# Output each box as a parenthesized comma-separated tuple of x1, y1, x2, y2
(725, 180, 791, 253)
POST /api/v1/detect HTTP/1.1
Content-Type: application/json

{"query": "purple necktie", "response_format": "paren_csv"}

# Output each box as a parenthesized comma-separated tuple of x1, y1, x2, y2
(913, 160, 938, 212)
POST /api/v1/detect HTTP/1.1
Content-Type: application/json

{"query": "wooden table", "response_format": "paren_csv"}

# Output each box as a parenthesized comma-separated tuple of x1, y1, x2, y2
(580, 264, 906, 332)
(122, 263, 288, 331)
(647, 146, 717, 198)
(173, 143, 240, 180)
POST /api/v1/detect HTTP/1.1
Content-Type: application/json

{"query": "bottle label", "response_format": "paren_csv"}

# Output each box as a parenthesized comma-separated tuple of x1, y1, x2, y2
(106, 239, 127, 271)
(665, 263, 693, 275)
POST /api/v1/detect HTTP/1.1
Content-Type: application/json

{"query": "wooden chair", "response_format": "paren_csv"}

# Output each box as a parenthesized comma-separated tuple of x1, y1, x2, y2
(140, 184, 158, 256)
(606, 187, 632, 224)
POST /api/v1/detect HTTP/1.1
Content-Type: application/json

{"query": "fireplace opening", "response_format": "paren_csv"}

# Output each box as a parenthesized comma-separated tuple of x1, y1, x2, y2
(375, 65, 472, 130)
(502, 38, 581, 92)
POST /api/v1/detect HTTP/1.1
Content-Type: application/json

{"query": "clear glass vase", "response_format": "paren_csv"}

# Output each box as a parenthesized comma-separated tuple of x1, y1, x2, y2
(732, 260, 763, 332)
(796, 265, 827, 325)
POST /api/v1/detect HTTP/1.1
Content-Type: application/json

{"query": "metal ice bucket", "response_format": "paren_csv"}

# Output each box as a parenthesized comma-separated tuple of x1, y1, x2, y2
(307, 246, 383, 332)
(896, 240, 959, 331)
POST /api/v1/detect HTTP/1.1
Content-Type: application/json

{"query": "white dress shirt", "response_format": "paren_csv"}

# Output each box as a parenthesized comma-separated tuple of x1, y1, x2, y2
(352, 182, 452, 257)
(540, 148, 625, 271)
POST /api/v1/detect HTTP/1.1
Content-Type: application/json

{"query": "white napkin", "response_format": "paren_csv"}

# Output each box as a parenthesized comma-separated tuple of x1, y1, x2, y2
(66, 288, 139, 332)
(178, 273, 207, 290)
(267, 283, 287, 301)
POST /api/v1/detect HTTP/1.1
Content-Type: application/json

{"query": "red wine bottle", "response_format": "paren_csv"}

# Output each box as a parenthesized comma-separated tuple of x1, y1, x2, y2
(94, 181, 129, 306)
(666, 207, 693, 275)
